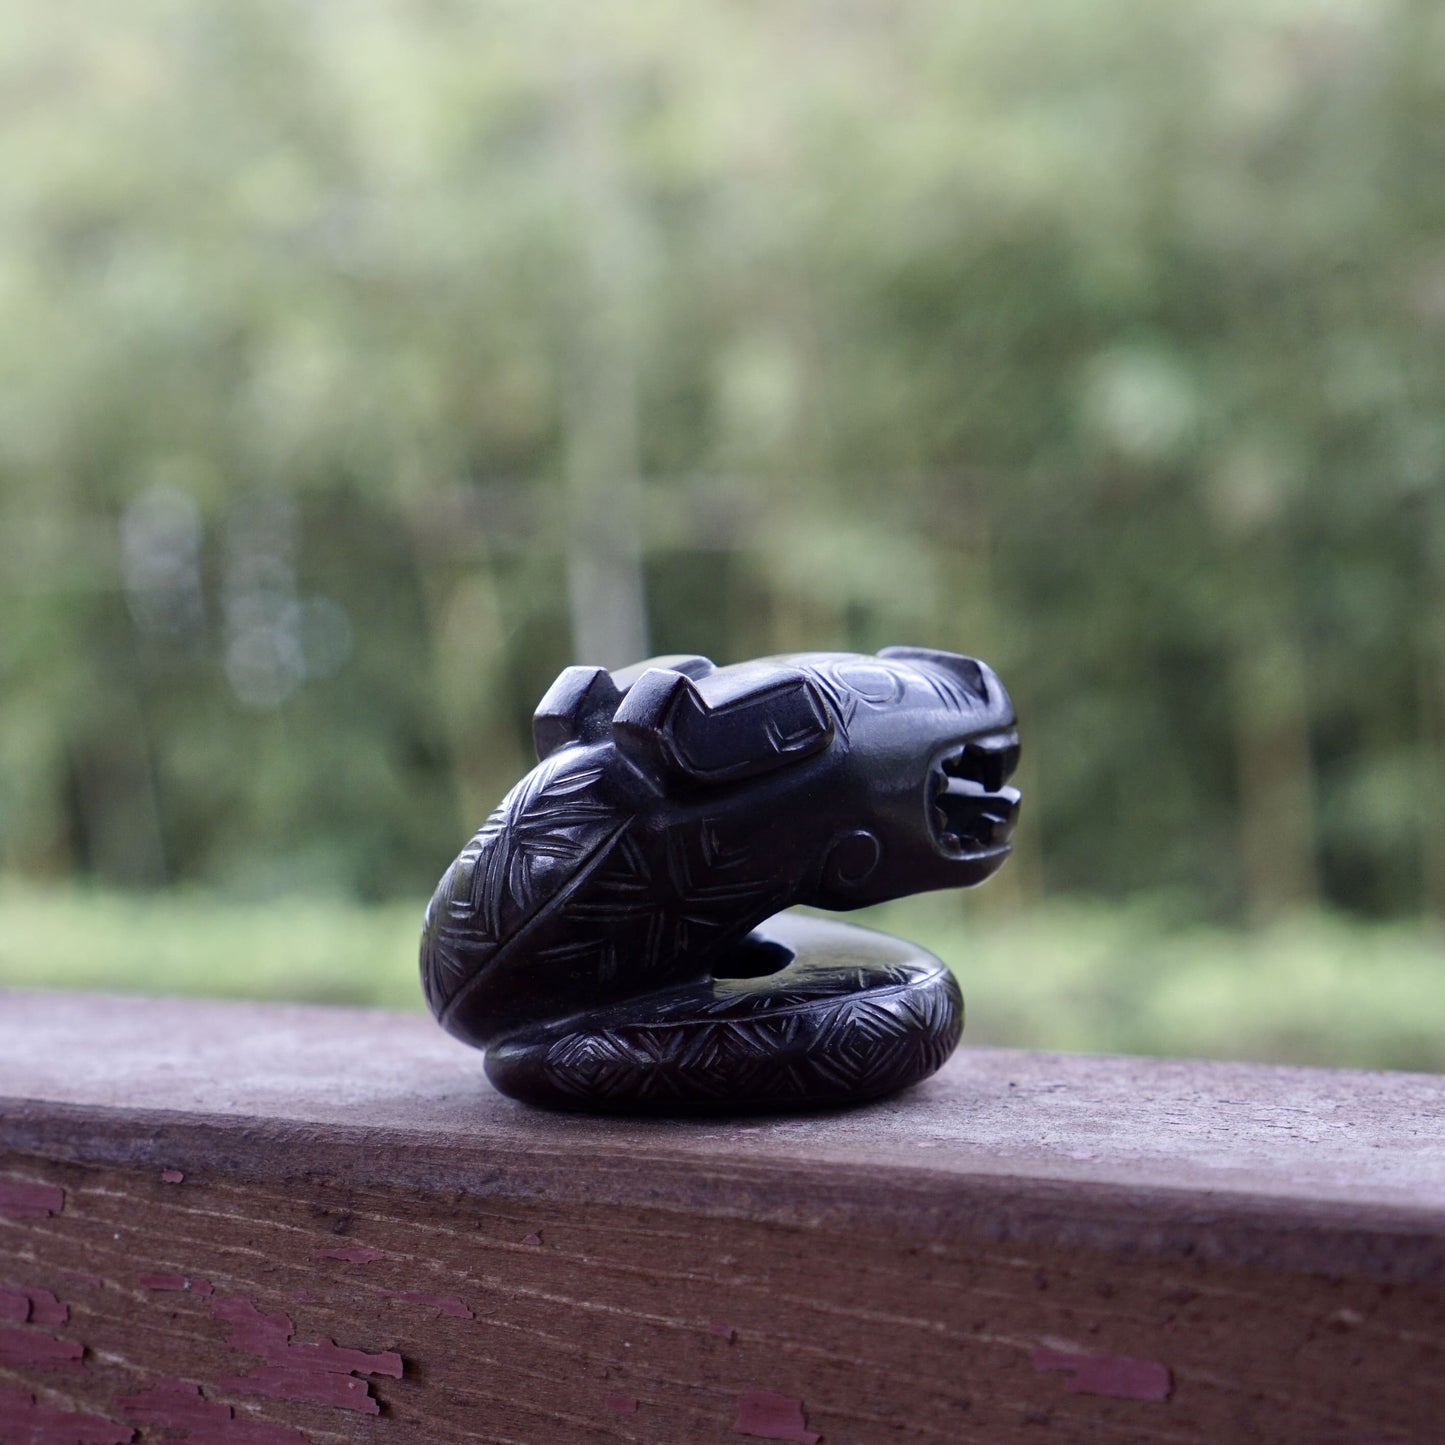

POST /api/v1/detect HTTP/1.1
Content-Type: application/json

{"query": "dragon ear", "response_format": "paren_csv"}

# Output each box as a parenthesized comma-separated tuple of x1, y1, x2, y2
(878, 645, 992, 703)
(613, 665, 833, 785)
(609, 654, 717, 691)
(531, 666, 624, 760)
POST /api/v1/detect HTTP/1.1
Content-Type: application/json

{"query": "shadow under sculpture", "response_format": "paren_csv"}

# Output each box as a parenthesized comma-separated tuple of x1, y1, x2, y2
(420, 647, 1021, 1112)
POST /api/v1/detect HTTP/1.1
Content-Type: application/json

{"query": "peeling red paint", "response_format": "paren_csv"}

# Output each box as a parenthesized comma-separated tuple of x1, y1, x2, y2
(733, 1390, 820, 1443)
(212, 1297, 294, 1359)
(0, 1387, 132, 1444)
(140, 1275, 213, 1295)
(0, 1181, 64, 1219)
(521, 1231, 542, 1246)
(0, 1285, 69, 1325)
(312, 1245, 387, 1264)
(119, 1378, 310, 1443)
(161, 1169, 186, 1184)
(211, 1421, 313, 1445)
(605, 1394, 639, 1413)
(27, 1288, 69, 1326)
(390, 1291, 473, 1320)
(215, 1366, 382, 1414)
(0, 1326, 84, 1370)
(285, 1339, 403, 1378)
(121, 1379, 230, 1430)
(1032, 1347, 1173, 1402)
(1309, 1438, 1416, 1445)
(210, 1294, 402, 1415)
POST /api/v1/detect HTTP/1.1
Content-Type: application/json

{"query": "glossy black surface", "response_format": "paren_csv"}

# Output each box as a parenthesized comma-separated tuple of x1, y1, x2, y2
(420, 647, 1020, 1111)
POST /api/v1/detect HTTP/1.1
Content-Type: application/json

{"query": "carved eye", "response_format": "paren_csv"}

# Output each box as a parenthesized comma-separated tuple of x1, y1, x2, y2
(877, 646, 992, 703)
(834, 663, 904, 705)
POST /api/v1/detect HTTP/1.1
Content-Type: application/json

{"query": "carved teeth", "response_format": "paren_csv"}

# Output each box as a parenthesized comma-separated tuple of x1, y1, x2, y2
(930, 733, 1021, 857)
(940, 733, 1020, 792)
(974, 738, 1021, 792)
(930, 752, 1020, 854)
(940, 776, 984, 798)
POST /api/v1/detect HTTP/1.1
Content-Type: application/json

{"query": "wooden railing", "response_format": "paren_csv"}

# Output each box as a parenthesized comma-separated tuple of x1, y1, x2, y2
(2, 988, 1442, 1443)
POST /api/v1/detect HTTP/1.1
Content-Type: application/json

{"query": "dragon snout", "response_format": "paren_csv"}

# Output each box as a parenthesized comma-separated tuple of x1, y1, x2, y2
(927, 730, 1021, 862)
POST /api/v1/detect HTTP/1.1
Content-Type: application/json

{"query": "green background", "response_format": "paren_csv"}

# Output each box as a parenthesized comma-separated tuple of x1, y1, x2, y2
(4, 0, 1444, 1069)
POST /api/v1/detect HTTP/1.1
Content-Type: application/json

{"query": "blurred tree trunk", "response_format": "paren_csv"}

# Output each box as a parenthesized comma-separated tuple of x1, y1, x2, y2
(558, 55, 649, 671)
(414, 557, 520, 837)
(1228, 582, 1320, 924)
(1418, 505, 1445, 922)
(68, 688, 168, 887)
(1416, 638, 1445, 921)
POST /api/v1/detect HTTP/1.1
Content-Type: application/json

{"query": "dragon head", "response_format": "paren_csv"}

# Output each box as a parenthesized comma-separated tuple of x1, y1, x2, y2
(532, 644, 1020, 917)
(792, 645, 1020, 908)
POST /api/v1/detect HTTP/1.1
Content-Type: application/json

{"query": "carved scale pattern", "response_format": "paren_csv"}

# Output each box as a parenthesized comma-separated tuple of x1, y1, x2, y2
(532, 818, 790, 993)
(493, 964, 963, 1110)
(420, 751, 618, 1019)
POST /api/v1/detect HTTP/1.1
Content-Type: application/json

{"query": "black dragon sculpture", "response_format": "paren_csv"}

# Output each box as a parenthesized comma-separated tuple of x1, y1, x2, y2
(421, 647, 1020, 1112)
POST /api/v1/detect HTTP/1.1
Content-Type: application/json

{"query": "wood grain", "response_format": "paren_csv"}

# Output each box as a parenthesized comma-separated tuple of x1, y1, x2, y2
(1, 988, 1442, 1444)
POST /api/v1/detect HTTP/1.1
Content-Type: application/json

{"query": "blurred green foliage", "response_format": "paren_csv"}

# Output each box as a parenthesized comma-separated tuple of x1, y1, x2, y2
(3, 0, 1445, 1061)
(6, 883, 1444, 1072)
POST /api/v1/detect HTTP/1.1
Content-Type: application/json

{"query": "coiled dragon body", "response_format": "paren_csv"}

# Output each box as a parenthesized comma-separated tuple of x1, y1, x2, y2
(421, 647, 1020, 1111)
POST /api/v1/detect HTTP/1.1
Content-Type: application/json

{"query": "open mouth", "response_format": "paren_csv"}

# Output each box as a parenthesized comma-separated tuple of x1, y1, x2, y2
(928, 730, 1021, 859)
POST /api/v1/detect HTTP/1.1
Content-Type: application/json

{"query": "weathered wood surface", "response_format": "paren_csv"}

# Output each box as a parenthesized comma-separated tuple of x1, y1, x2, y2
(1, 988, 1442, 1444)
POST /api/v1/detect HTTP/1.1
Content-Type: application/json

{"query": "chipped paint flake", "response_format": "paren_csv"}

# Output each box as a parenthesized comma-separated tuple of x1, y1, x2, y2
(215, 1421, 314, 1445)
(312, 1245, 388, 1264)
(521, 1231, 542, 1246)
(0, 1325, 84, 1370)
(0, 1181, 64, 1220)
(734, 1390, 820, 1443)
(0, 1387, 132, 1444)
(390, 1291, 473, 1320)
(27, 1288, 69, 1326)
(120, 1379, 231, 1430)
(604, 1394, 639, 1413)
(0, 1285, 69, 1326)
(120, 1378, 311, 1443)
(161, 1169, 186, 1184)
(1032, 1347, 1173, 1402)
(212, 1297, 293, 1358)
(286, 1338, 403, 1378)
(210, 1294, 402, 1415)
(216, 1366, 382, 1414)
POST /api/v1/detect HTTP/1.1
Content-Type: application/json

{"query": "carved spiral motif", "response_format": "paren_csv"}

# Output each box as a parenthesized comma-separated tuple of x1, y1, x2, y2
(420, 648, 1020, 1112)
